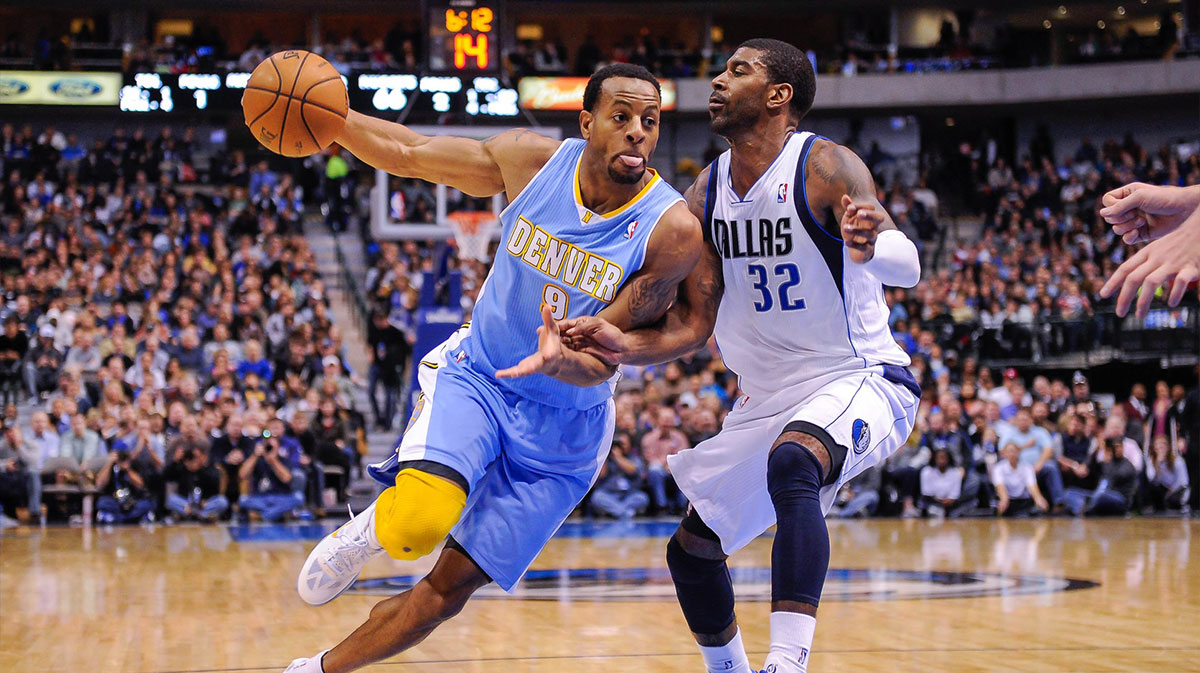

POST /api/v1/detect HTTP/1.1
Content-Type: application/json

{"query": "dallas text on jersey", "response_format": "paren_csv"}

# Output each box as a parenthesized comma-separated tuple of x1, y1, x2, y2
(710, 218, 794, 260)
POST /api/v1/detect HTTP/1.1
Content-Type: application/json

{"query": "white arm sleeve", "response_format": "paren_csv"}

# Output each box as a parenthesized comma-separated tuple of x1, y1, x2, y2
(862, 229, 921, 288)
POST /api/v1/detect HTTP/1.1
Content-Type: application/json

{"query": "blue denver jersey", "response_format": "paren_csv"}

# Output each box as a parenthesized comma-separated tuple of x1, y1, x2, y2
(464, 137, 683, 409)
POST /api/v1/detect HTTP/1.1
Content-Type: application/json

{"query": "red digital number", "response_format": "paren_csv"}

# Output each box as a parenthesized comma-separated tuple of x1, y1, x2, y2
(454, 33, 489, 69)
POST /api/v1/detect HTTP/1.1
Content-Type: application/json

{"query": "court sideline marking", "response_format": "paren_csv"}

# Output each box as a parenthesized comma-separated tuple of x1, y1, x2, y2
(134, 644, 1200, 673)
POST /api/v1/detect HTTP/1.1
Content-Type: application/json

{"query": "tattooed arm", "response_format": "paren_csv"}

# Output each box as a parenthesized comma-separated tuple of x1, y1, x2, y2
(497, 193, 703, 385)
(805, 138, 897, 262)
(596, 199, 703, 331)
(560, 167, 725, 366)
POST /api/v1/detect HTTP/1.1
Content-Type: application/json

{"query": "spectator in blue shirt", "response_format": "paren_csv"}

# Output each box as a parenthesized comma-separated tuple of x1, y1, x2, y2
(588, 433, 649, 519)
(237, 421, 305, 522)
(172, 327, 206, 373)
(236, 340, 273, 382)
(1000, 407, 1064, 509)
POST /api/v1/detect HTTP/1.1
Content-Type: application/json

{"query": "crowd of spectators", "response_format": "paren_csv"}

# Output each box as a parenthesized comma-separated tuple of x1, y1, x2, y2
(915, 132, 1200, 362)
(0, 122, 398, 527)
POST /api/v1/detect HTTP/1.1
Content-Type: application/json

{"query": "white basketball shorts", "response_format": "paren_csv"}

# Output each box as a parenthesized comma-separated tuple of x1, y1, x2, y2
(668, 365, 920, 555)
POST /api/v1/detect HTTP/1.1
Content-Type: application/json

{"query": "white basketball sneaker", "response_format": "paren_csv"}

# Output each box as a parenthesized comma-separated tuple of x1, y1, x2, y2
(282, 650, 329, 673)
(297, 502, 385, 605)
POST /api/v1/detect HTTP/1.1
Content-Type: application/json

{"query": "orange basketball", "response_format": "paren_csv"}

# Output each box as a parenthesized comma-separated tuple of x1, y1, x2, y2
(242, 50, 348, 158)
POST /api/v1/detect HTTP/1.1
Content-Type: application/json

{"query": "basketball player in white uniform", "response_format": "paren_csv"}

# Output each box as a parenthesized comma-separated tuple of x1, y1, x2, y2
(558, 39, 922, 673)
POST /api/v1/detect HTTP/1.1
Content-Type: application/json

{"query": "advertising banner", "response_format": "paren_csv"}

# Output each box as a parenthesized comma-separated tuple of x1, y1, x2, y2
(519, 76, 676, 111)
(0, 70, 122, 106)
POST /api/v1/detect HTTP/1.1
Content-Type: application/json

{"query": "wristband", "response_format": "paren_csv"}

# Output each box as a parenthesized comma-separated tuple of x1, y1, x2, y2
(862, 229, 920, 287)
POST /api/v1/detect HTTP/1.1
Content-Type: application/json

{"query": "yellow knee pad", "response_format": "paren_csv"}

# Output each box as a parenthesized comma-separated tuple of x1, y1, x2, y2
(374, 468, 467, 560)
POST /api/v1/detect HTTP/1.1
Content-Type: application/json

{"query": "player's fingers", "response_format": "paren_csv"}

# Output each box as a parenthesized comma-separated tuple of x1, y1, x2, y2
(1121, 224, 1151, 246)
(1101, 245, 1148, 298)
(1112, 216, 1146, 235)
(1167, 265, 1199, 306)
(1102, 205, 1143, 225)
(853, 204, 883, 218)
(1099, 184, 1143, 218)
(1115, 256, 1153, 317)
(496, 355, 540, 379)
(562, 316, 604, 337)
(579, 345, 622, 366)
(540, 304, 557, 334)
(1100, 189, 1121, 209)
(1135, 269, 1172, 319)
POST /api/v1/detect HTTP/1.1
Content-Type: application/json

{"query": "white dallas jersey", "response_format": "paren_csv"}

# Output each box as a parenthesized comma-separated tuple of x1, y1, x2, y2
(706, 131, 910, 396)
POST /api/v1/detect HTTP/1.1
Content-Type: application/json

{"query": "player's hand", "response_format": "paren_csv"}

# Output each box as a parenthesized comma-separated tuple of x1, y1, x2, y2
(558, 316, 628, 366)
(497, 305, 565, 379)
(1099, 212, 1200, 318)
(840, 195, 884, 264)
(1100, 183, 1200, 245)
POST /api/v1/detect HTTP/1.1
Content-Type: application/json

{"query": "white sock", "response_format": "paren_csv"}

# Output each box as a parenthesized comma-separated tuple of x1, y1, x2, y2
(762, 612, 816, 673)
(698, 628, 754, 673)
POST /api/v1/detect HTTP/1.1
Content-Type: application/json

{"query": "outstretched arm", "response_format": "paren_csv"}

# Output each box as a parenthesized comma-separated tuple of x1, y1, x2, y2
(561, 168, 723, 366)
(335, 111, 559, 199)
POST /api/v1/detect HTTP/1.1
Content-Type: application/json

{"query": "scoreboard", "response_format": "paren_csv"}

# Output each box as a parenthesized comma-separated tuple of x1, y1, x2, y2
(119, 71, 518, 118)
(426, 0, 503, 74)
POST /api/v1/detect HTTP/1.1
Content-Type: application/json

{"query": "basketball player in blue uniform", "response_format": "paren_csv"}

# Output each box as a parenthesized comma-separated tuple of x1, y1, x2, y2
(281, 64, 700, 673)
(555, 40, 923, 673)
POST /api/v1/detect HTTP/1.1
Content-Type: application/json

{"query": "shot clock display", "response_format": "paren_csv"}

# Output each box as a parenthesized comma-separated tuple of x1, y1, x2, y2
(426, 0, 503, 73)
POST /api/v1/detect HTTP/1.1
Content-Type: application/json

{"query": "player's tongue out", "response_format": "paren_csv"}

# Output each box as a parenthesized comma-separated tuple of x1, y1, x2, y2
(617, 154, 642, 167)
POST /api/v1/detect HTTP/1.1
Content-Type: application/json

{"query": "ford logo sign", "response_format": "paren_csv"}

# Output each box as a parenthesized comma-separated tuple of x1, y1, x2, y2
(50, 79, 103, 99)
(0, 78, 30, 98)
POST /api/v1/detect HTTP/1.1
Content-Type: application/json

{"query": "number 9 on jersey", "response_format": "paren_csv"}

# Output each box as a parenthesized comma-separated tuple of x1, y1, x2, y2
(542, 284, 569, 320)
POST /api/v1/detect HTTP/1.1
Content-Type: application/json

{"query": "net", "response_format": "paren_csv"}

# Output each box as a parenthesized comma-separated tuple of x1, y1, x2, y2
(446, 210, 500, 262)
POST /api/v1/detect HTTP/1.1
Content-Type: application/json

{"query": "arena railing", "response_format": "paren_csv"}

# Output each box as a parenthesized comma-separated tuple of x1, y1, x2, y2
(333, 236, 370, 336)
(932, 302, 1200, 370)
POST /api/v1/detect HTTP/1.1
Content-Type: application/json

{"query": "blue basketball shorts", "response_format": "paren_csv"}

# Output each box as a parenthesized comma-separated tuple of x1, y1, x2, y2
(368, 327, 615, 591)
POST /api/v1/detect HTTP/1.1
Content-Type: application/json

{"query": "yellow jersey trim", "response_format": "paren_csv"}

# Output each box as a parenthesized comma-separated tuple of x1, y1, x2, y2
(573, 154, 660, 221)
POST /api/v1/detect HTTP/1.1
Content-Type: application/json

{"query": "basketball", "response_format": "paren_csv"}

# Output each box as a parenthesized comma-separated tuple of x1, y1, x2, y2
(242, 49, 348, 158)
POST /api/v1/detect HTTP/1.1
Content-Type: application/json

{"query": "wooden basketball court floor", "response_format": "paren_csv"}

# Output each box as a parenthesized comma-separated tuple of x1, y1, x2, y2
(1, 517, 1197, 673)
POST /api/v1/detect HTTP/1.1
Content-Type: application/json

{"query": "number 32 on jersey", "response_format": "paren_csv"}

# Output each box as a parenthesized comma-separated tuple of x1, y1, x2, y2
(748, 262, 806, 312)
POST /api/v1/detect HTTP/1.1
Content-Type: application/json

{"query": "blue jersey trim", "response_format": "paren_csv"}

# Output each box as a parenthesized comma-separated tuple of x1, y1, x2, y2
(796, 134, 863, 364)
(703, 159, 718, 242)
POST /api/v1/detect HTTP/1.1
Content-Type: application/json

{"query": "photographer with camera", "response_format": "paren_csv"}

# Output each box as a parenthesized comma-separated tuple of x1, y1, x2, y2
(236, 421, 306, 522)
(94, 449, 155, 524)
(164, 448, 228, 522)
(1, 425, 41, 525)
